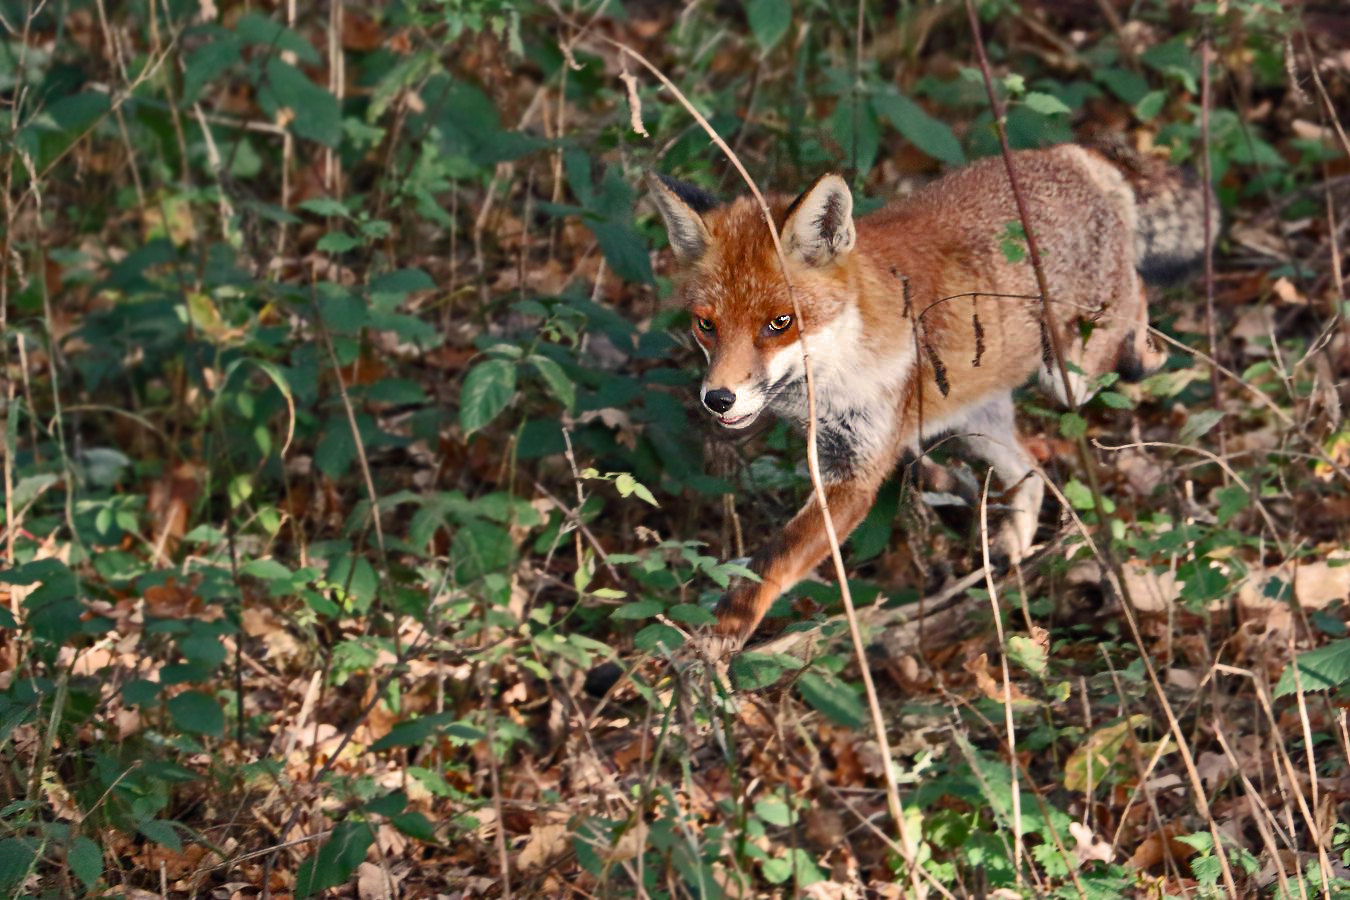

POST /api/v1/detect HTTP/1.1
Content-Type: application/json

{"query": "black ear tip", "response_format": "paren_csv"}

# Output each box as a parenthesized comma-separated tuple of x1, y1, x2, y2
(650, 172, 721, 215)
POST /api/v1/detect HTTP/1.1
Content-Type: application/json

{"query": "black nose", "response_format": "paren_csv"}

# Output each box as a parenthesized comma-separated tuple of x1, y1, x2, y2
(704, 388, 736, 414)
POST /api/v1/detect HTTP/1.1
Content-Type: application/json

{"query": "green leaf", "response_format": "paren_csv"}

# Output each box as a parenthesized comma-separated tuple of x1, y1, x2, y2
(668, 603, 717, 626)
(1062, 479, 1094, 511)
(797, 672, 865, 728)
(182, 38, 242, 106)
(732, 652, 790, 690)
(633, 622, 685, 653)
(1007, 634, 1048, 677)
(244, 558, 293, 582)
(138, 820, 183, 853)
(1215, 484, 1248, 525)
(529, 356, 576, 411)
(1179, 409, 1224, 444)
(754, 799, 793, 827)
(296, 822, 374, 898)
(1274, 640, 1350, 696)
(168, 691, 224, 737)
(872, 92, 965, 166)
(613, 473, 659, 507)
(1095, 67, 1150, 105)
(299, 197, 350, 218)
(259, 58, 342, 147)
(1059, 411, 1087, 440)
(762, 856, 793, 884)
(0, 838, 39, 893)
(235, 11, 321, 65)
(746, 0, 792, 51)
(67, 836, 102, 889)
(392, 811, 437, 842)
(1098, 391, 1134, 410)
(371, 713, 456, 750)
(1134, 90, 1167, 123)
(1024, 92, 1071, 115)
(317, 232, 360, 253)
(459, 359, 516, 435)
(612, 598, 663, 620)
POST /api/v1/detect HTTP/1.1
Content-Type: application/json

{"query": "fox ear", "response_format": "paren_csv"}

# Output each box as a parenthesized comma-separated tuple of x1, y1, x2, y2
(783, 174, 855, 266)
(648, 174, 718, 265)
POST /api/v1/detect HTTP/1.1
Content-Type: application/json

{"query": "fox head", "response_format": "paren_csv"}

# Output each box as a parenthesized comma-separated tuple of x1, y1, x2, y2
(649, 173, 860, 429)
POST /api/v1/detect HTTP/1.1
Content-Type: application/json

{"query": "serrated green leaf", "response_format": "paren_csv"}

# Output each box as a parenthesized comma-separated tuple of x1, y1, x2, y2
(1274, 640, 1350, 696)
(797, 672, 865, 728)
(459, 359, 516, 434)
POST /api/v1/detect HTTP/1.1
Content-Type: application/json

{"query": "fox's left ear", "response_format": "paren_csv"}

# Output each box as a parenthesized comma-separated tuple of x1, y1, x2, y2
(783, 174, 855, 266)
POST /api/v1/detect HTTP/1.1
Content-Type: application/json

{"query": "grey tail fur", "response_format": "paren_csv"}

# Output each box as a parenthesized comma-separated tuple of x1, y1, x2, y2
(1091, 140, 1221, 286)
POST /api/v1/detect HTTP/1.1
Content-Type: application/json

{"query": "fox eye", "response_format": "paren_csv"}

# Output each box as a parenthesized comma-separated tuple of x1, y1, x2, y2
(767, 314, 793, 333)
(696, 317, 716, 334)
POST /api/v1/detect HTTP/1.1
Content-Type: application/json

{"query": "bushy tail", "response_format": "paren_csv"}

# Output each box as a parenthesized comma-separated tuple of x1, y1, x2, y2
(1092, 140, 1220, 285)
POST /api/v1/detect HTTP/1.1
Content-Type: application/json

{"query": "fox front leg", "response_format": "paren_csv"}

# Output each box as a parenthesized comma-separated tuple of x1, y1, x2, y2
(712, 476, 883, 646)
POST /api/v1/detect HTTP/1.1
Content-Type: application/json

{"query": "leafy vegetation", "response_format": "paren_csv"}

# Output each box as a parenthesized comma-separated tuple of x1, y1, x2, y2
(2, 0, 1350, 896)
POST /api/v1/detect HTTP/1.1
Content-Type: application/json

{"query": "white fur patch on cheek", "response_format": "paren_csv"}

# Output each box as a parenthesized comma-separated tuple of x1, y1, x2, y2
(764, 344, 803, 385)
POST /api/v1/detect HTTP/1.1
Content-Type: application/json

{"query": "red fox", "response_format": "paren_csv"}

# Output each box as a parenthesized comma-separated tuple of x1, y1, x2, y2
(650, 142, 1217, 645)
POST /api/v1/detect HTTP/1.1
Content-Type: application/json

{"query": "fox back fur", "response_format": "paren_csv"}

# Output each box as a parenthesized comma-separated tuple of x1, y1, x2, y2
(650, 142, 1217, 644)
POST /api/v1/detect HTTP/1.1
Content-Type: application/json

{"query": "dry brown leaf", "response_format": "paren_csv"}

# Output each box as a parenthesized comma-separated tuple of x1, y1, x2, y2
(356, 861, 396, 900)
(963, 653, 1030, 703)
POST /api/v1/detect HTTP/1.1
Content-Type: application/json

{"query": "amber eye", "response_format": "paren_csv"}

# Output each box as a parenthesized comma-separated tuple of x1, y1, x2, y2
(767, 314, 793, 333)
(696, 317, 716, 334)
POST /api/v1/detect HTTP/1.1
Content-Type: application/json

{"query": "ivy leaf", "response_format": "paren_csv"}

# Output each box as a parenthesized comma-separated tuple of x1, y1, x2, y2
(459, 359, 516, 434)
